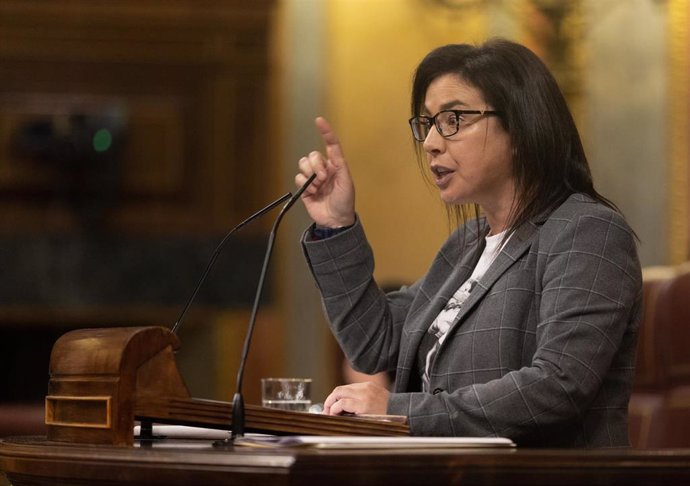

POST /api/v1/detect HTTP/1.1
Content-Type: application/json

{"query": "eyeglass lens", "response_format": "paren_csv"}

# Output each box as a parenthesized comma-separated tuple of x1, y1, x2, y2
(410, 111, 462, 142)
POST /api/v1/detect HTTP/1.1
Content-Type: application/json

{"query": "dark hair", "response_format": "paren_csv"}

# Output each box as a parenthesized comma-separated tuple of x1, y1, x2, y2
(410, 38, 616, 233)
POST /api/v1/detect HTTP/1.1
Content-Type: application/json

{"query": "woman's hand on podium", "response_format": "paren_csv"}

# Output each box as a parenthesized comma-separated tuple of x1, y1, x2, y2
(323, 381, 390, 416)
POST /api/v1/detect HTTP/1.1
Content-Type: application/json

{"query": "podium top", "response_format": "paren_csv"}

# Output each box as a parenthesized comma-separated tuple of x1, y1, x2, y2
(50, 326, 180, 376)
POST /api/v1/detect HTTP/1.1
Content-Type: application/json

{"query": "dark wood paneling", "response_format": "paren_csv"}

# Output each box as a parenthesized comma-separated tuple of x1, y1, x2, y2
(0, 1, 281, 413)
(0, 0, 277, 234)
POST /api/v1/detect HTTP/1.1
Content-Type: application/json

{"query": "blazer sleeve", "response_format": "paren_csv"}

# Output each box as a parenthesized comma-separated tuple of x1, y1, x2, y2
(302, 218, 419, 374)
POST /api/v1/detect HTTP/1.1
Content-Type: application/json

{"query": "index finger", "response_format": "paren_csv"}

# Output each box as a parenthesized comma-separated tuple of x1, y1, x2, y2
(315, 116, 346, 168)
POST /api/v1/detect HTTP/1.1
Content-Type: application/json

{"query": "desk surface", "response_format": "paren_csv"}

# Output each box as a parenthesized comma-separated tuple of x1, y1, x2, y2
(2, 436, 690, 486)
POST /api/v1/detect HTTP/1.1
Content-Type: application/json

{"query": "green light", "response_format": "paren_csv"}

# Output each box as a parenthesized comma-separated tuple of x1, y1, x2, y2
(92, 128, 113, 153)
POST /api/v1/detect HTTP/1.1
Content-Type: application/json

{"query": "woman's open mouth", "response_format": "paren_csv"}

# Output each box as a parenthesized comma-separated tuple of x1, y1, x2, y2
(431, 165, 454, 188)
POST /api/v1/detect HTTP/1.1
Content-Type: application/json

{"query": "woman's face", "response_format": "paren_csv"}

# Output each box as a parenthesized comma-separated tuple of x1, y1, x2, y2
(422, 74, 515, 215)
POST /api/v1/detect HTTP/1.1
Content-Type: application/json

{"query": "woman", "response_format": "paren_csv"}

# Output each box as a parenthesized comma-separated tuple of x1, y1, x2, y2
(294, 39, 642, 447)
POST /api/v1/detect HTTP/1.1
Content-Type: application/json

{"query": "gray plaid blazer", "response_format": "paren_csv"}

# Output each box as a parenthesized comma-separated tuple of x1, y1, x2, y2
(303, 194, 642, 447)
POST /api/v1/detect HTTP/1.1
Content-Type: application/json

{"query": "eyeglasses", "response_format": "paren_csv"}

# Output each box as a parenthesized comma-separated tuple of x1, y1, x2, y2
(408, 109, 499, 142)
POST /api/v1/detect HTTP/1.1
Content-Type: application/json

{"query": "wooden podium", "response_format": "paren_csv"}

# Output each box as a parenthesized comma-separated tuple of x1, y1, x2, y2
(4, 326, 690, 486)
(44, 326, 409, 446)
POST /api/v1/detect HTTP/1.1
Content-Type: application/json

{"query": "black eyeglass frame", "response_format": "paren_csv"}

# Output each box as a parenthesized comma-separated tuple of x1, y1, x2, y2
(408, 109, 499, 142)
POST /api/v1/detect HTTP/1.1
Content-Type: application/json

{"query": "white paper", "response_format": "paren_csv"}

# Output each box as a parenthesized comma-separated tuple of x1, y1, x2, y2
(133, 425, 515, 449)
(134, 424, 231, 440)
(234, 435, 516, 449)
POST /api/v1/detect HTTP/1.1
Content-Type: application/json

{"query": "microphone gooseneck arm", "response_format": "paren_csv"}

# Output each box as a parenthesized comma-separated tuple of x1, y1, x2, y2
(171, 192, 292, 336)
(230, 173, 316, 440)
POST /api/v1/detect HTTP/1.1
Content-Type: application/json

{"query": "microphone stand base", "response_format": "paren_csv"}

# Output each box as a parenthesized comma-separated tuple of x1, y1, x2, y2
(230, 392, 245, 440)
(212, 438, 235, 448)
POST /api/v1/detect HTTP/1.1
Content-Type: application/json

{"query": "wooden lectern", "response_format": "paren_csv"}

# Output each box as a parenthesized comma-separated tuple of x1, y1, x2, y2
(44, 326, 409, 446)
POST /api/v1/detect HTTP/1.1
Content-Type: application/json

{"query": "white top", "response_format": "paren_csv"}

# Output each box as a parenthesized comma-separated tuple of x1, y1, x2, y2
(422, 230, 508, 391)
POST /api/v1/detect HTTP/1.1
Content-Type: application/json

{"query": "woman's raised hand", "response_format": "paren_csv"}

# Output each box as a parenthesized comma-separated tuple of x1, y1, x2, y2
(295, 117, 356, 228)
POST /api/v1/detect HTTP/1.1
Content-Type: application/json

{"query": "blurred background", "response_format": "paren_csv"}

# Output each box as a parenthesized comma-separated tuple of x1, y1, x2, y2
(0, 0, 687, 434)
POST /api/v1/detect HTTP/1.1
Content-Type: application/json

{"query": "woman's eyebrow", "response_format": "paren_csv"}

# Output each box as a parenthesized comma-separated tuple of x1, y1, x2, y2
(439, 100, 467, 110)
(423, 99, 468, 114)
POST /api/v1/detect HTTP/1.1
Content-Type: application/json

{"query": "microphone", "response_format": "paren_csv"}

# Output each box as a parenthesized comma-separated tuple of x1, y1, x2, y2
(170, 192, 292, 335)
(226, 172, 316, 442)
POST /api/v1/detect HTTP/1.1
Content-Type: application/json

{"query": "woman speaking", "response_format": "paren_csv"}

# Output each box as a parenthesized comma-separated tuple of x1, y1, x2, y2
(294, 38, 642, 448)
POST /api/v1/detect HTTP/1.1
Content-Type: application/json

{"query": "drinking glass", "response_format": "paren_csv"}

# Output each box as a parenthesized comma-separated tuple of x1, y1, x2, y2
(261, 377, 312, 411)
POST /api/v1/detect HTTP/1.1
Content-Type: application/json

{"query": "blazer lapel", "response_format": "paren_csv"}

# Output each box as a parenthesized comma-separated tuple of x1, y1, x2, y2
(445, 221, 540, 330)
(410, 244, 482, 334)
(396, 227, 485, 392)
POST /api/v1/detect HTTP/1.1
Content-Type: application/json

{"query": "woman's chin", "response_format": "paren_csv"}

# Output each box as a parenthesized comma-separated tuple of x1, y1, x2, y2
(439, 190, 469, 206)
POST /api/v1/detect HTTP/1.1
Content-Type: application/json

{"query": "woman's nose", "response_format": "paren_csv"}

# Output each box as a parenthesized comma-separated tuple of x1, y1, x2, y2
(422, 125, 444, 155)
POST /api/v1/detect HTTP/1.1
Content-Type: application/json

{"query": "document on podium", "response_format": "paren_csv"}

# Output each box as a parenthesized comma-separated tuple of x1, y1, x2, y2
(134, 425, 514, 449)
(134, 425, 231, 440)
(234, 435, 516, 449)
